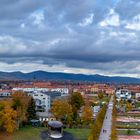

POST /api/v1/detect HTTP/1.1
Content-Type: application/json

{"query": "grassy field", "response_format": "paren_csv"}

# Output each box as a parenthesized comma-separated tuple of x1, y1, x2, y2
(117, 129, 139, 135)
(0, 127, 91, 140)
(64, 128, 91, 140)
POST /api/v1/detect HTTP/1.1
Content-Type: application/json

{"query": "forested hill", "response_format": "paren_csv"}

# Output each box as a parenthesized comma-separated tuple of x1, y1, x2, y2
(0, 71, 140, 83)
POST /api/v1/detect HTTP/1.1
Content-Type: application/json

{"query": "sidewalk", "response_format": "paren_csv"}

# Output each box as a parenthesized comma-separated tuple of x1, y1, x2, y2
(98, 96, 114, 140)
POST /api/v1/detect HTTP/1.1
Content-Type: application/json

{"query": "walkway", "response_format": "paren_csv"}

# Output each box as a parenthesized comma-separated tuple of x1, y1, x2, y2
(98, 96, 114, 140)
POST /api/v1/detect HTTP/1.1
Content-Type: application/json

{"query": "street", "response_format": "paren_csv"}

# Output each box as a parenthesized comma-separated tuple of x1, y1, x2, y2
(98, 96, 114, 140)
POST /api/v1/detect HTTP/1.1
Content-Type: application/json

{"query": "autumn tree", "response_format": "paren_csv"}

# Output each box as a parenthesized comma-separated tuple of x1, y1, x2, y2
(81, 105, 93, 125)
(2, 107, 17, 133)
(98, 92, 104, 100)
(51, 99, 73, 125)
(111, 96, 117, 140)
(0, 100, 17, 133)
(26, 98, 37, 121)
(69, 92, 85, 120)
(0, 101, 5, 129)
(0, 101, 4, 111)
(12, 91, 31, 128)
(126, 102, 133, 111)
(88, 104, 107, 140)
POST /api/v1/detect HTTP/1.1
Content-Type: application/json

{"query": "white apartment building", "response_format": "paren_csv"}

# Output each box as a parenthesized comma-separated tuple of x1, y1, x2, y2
(32, 92, 51, 112)
(50, 88, 69, 96)
(136, 93, 140, 99)
(116, 89, 132, 100)
(12, 87, 49, 92)
(12, 87, 69, 113)
(0, 91, 11, 97)
(12, 87, 68, 95)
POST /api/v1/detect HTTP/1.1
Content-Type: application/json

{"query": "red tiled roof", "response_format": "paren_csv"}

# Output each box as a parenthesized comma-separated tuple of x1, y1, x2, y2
(0, 90, 12, 93)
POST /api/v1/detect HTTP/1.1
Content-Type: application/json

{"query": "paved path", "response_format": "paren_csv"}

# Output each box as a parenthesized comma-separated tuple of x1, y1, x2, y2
(98, 96, 114, 140)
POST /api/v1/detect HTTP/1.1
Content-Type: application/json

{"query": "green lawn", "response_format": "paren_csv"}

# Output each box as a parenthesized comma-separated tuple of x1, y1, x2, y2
(92, 96, 110, 106)
(117, 129, 139, 135)
(135, 102, 140, 108)
(64, 128, 91, 140)
(0, 127, 46, 140)
(0, 127, 91, 140)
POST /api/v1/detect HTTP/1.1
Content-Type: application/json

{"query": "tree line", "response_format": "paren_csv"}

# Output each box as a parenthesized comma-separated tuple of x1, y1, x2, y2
(0, 91, 36, 133)
(88, 103, 107, 140)
(50, 92, 93, 128)
(110, 96, 117, 140)
(0, 91, 93, 133)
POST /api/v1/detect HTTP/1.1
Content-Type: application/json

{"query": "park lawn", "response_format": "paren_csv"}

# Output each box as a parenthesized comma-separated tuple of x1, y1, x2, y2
(0, 127, 46, 140)
(64, 128, 91, 140)
(0, 127, 91, 140)
(135, 102, 140, 108)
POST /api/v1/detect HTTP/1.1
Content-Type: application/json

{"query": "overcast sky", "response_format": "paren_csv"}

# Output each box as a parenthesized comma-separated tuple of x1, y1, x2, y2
(0, 0, 140, 77)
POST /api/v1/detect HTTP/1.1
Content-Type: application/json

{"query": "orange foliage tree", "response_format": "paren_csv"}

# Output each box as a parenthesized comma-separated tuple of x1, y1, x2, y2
(2, 107, 17, 133)
(0, 100, 17, 133)
(51, 99, 73, 124)
(11, 91, 31, 128)
(81, 105, 93, 125)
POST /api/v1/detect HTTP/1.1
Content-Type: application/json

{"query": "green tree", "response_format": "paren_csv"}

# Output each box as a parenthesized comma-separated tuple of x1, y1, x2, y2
(26, 98, 37, 121)
(69, 92, 85, 120)
(127, 129, 132, 135)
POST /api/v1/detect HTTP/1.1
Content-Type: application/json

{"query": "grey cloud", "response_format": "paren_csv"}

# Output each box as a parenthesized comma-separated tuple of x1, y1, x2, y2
(45, 0, 95, 23)
(115, 0, 140, 20)
(0, 27, 139, 65)
(45, 0, 118, 26)
(0, 0, 139, 76)
(0, 0, 46, 19)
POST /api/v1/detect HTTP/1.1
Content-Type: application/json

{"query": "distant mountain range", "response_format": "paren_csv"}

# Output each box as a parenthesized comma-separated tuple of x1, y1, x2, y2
(0, 71, 139, 83)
